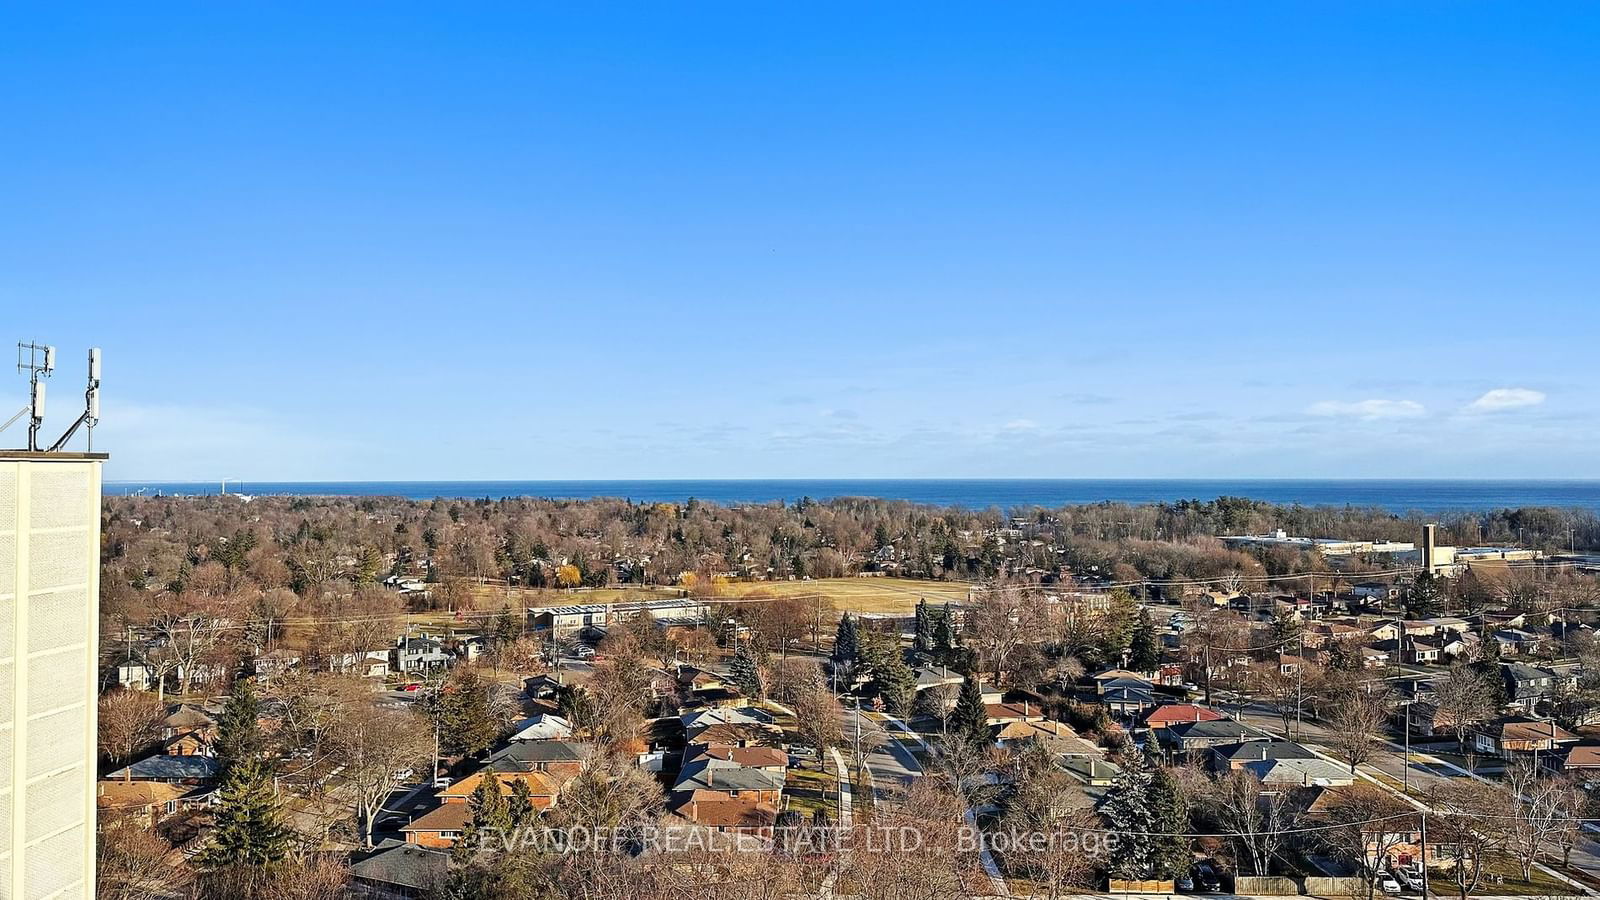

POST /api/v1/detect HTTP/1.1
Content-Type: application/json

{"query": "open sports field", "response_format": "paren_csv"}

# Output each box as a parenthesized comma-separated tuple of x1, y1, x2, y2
(716, 577, 970, 617)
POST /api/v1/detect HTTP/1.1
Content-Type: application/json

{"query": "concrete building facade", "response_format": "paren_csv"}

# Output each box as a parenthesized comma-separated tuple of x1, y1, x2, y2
(0, 451, 105, 899)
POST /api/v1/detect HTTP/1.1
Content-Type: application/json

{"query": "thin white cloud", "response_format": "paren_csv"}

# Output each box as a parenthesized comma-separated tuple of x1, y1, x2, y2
(1305, 399, 1426, 421)
(1002, 419, 1040, 431)
(1465, 388, 1546, 414)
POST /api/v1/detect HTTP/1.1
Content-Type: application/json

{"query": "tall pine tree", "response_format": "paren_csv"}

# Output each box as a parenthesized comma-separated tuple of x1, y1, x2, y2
(913, 599, 934, 654)
(1147, 766, 1191, 879)
(199, 755, 290, 868)
(730, 645, 765, 700)
(214, 676, 263, 774)
(833, 613, 860, 668)
(1128, 609, 1160, 672)
(873, 646, 917, 716)
(951, 677, 989, 747)
(1098, 752, 1155, 879)
(934, 604, 957, 654)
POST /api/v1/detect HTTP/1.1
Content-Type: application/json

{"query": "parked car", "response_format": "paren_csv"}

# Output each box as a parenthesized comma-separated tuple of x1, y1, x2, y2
(1191, 862, 1223, 893)
(1375, 872, 1402, 895)
(1174, 874, 1195, 893)
(400, 682, 423, 693)
(1392, 868, 1418, 891)
(572, 645, 596, 659)
(390, 768, 415, 784)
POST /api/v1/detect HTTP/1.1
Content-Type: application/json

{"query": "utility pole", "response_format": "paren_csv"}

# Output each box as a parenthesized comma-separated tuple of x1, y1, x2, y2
(1419, 811, 1429, 900)
(1296, 632, 1304, 740)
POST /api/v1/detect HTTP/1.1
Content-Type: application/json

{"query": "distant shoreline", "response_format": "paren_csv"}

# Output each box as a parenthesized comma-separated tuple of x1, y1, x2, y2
(98, 478, 1600, 513)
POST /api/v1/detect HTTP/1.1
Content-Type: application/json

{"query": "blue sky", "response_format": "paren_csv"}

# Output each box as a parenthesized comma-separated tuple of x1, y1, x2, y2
(3, 3, 1597, 480)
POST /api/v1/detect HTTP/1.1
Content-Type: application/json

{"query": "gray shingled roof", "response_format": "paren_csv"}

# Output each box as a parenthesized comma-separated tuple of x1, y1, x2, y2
(350, 839, 450, 890)
(105, 754, 222, 781)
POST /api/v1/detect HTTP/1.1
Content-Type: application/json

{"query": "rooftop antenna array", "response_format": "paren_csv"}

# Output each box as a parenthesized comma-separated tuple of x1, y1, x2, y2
(1, 341, 102, 452)
(48, 347, 102, 452)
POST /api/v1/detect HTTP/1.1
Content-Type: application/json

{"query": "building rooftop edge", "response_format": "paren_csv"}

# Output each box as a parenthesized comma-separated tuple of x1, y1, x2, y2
(0, 450, 110, 461)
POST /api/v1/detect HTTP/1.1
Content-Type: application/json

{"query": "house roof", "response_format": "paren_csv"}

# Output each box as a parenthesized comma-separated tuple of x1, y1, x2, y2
(509, 714, 573, 742)
(1163, 719, 1271, 744)
(1101, 686, 1157, 705)
(1559, 742, 1600, 769)
(484, 740, 593, 771)
(438, 769, 563, 800)
(672, 758, 786, 795)
(672, 795, 779, 829)
(1211, 739, 1316, 765)
(1241, 757, 1353, 786)
(1478, 717, 1579, 744)
(163, 704, 216, 730)
(685, 743, 788, 769)
(402, 803, 472, 834)
(105, 755, 222, 781)
(1143, 704, 1225, 727)
(96, 780, 198, 810)
(350, 840, 450, 890)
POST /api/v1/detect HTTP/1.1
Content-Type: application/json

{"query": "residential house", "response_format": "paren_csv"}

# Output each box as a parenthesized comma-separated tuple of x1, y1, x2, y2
(252, 648, 302, 681)
(992, 720, 1103, 759)
(1157, 719, 1273, 759)
(1209, 739, 1317, 773)
(1551, 741, 1600, 775)
(509, 714, 573, 742)
(1142, 704, 1225, 731)
(330, 649, 392, 679)
(393, 635, 451, 673)
(1352, 582, 1402, 604)
(1493, 629, 1546, 658)
(985, 699, 1048, 726)
(115, 661, 153, 691)
(1498, 663, 1557, 714)
(1241, 757, 1355, 788)
(1471, 717, 1579, 759)
(350, 839, 450, 899)
(105, 754, 222, 785)
(96, 781, 206, 828)
(1403, 637, 1442, 665)
(670, 743, 786, 832)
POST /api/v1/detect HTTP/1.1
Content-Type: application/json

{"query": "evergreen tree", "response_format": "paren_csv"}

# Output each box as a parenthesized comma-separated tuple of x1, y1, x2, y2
(951, 677, 989, 747)
(913, 599, 934, 654)
(1097, 752, 1155, 879)
(508, 778, 536, 828)
(429, 669, 500, 757)
(730, 645, 765, 700)
(1270, 610, 1303, 645)
(1408, 573, 1443, 618)
(935, 603, 957, 653)
(833, 613, 860, 668)
(456, 775, 512, 862)
(873, 647, 917, 716)
(1147, 766, 1191, 879)
(199, 755, 290, 868)
(1128, 610, 1160, 672)
(214, 676, 263, 774)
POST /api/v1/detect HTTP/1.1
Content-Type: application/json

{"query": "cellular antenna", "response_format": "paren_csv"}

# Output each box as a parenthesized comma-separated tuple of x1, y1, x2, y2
(2, 341, 56, 451)
(48, 348, 103, 452)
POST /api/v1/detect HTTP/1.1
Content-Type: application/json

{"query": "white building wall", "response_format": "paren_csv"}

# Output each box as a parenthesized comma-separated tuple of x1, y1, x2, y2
(0, 455, 102, 900)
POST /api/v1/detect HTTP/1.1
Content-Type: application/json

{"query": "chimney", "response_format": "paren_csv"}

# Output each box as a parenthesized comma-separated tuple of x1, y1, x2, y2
(1024, 700, 1030, 717)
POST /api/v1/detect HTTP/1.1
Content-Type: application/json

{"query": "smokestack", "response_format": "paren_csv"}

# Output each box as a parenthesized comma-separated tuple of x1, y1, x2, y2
(1422, 524, 1438, 576)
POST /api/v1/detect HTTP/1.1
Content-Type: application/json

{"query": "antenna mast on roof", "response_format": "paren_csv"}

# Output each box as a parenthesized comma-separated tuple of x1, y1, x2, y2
(47, 348, 101, 452)
(2, 341, 56, 451)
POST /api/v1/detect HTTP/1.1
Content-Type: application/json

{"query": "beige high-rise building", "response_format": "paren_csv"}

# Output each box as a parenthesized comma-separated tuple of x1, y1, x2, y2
(0, 451, 105, 900)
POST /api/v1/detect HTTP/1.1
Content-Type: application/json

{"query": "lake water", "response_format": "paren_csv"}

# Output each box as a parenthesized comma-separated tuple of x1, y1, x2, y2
(102, 479, 1600, 513)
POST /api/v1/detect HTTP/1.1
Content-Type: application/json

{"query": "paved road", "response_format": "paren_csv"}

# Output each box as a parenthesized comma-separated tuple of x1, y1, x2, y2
(1226, 701, 1600, 889)
(840, 707, 922, 801)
